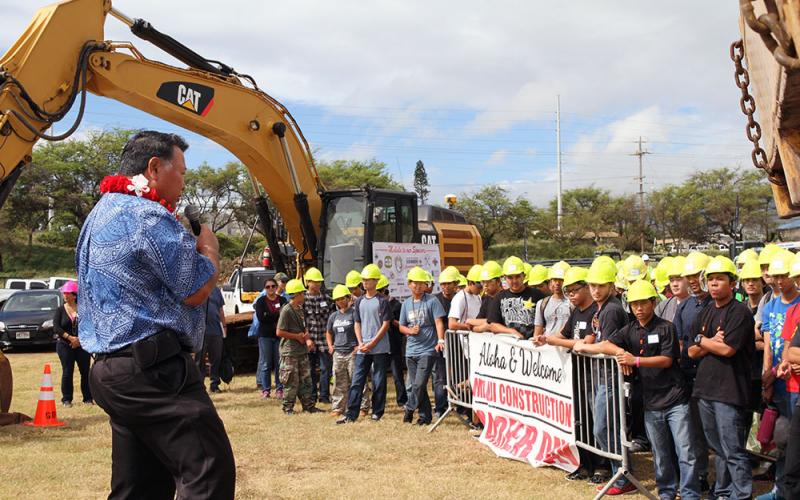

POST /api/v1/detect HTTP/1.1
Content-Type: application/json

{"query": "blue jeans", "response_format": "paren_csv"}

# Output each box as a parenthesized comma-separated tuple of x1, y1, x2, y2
(345, 353, 389, 420)
(645, 402, 700, 500)
(593, 382, 628, 488)
(432, 352, 447, 415)
(309, 350, 333, 401)
(257, 337, 282, 391)
(698, 399, 752, 499)
(405, 355, 437, 422)
(773, 391, 799, 494)
(56, 341, 92, 403)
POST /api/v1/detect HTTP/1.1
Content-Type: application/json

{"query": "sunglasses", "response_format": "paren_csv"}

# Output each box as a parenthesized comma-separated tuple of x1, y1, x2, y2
(265, 284, 277, 289)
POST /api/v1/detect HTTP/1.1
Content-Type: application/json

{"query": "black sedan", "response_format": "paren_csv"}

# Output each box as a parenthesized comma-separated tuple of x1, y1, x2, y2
(0, 290, 63, 350)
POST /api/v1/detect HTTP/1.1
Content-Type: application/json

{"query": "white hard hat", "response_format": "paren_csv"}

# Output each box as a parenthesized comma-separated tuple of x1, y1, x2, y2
(642, 254, 650, 262)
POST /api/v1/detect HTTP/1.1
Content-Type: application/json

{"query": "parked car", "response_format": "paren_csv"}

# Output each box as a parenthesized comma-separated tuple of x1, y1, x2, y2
(0, 290, 63, 350)
(48, 277, 75, 289)
(4, 278, 48, 290)
(0, 289, 17, 309)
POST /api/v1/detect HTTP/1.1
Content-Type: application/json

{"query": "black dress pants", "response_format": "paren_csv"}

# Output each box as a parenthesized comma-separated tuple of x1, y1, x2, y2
(90, 351, 235, 500)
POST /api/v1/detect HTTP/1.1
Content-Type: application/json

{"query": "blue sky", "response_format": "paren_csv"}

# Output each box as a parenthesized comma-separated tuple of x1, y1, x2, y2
(4, 0, 751, 207)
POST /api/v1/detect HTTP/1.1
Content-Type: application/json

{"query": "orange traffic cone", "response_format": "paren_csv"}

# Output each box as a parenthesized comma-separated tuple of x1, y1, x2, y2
(24, 363, 65, 427)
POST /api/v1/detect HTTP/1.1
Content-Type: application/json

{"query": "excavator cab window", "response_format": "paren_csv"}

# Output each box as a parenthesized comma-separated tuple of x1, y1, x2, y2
(373, 196, 414, 243)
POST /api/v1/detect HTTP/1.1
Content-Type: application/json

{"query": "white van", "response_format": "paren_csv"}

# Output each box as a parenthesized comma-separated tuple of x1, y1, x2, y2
(48, 277, 75, 289)
(4, 278, 48, 290)
(221, 267, 276, 316)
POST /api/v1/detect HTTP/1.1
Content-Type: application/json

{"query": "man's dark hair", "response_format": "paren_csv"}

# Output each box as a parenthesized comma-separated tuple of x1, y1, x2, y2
(119, 131, 189, 176)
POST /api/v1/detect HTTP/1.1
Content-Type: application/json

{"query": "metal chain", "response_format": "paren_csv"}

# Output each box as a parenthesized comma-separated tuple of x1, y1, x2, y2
(740, 0, 800, 69)
(730, 39, 786, 186)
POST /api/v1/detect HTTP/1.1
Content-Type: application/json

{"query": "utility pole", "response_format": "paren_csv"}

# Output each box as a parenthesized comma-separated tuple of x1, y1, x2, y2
(630, 136, 650, 253)
(556, 95, 562, 232)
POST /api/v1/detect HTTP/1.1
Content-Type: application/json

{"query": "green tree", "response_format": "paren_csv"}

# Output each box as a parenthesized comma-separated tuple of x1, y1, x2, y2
(183, 161, 248, 232)
(413, 160, 430, 203)
(457, 185, 538, 251)
(540, 187, 613, 245)
(648, 184, 708, 251)
(317, 159, 403, 190)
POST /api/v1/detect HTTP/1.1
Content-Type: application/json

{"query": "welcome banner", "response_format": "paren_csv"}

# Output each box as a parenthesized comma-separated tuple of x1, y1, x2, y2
(469, 332, 579, 472)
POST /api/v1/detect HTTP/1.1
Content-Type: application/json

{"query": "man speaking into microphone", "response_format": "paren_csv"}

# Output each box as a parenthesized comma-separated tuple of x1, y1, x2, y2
(76, 131, 235, 499)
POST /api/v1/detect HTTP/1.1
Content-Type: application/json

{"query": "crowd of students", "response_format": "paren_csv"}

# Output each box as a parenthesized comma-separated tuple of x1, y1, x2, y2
(246, 245, 800, 500)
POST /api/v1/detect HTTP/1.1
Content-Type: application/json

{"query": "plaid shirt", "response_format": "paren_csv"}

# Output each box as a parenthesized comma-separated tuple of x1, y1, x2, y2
(303, 292, 334, 351)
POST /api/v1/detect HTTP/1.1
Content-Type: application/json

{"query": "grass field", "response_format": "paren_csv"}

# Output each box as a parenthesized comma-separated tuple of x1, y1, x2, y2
(0, 351, 709, 499)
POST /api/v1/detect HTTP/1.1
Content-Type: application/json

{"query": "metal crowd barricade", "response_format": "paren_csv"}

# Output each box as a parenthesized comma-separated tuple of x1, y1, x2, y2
(429, 329, 473, 432)
(573, 352, 655, 500)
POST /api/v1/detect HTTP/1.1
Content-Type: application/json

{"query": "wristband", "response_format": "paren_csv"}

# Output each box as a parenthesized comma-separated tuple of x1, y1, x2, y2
(635, 356, 640, 368)
(437, 339, 445, 344)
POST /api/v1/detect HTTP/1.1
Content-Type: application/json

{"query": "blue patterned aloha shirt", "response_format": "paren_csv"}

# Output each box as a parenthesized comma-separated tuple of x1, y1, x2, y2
(76, 193, 215, 353)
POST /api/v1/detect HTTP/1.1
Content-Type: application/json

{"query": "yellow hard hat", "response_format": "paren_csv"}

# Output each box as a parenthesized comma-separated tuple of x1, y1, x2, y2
(361, 264, 382, 280)
(523, 262, 533, 278)
(480, 261, 503, 281)
(705, 255, 738, 278)
(627, 279, 658, 303)
(682, 252, 711, 277)
(303, 267, 324, 283)
(790, 253, 800, 278)
(345, 270, 363, 288)
(739, 260, 763, 280)
(563, 267, 588, 288)
(667, 256, 686, 278)
(407, 266, 429, 282)
(768, 250, 794, 276)
(586, 256, 617, 284)
(653, 266, 670, 291)
(759, 243, 782, 266)
(735, 248, 759, 266)
(457, 274, 467, 287)
(527, 265, 549, 286)
(615, 267, 628, 290)
(548, 261, 571, 280)
(425, 270, 434, 283)
(466, 264, 483, 282)
(502, 256, 527, 276)
(377, 274, 390, 290)
(622, 254, 648, 282)
(332, 284, 351, 301)
(439, 266, 461, 284)
(285, 278, 307, 295)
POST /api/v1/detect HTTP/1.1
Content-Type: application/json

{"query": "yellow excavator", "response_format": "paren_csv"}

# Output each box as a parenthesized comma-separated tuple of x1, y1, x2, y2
(737, 1, 800, 218)
(0, 0, 483, 285)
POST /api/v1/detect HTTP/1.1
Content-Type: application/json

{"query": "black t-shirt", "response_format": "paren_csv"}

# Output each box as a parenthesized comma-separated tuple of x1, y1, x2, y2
(487, 287, 545, 339)
(608, 315, 688, 411)
(593, 296, 629, 341)
(691, 298, 755, 408)
(435, 292, 453, 317)
(561, 302, 598, 339)
(254, 295, 287, 338)
(478, 294, 494, 320)
(388, 297, 404, 355)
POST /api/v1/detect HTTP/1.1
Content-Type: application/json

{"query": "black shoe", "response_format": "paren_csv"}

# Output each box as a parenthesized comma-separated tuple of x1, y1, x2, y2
(370, 414, 381, 421)
(210, 387, 222, 394)
(283, 408, 295, 415)
(565, 468, 589, 481)
(416, 418, 431, 426)
(628, 440, 650, 453)
(62, 401, 72, 408)
(304, 406, 323, 414)
(403, 410, 414, 423)
(336, 416, 354, 425)
(699, 476, 711, 493)
(82, 399, 94, 405)
(319, 397, 331, 404)
(588, 471, 610, 484)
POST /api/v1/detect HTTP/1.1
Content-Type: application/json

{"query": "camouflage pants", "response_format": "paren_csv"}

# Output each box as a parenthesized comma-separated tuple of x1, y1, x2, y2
(331, 350, 356, 413)
(280, 354, 313, 411)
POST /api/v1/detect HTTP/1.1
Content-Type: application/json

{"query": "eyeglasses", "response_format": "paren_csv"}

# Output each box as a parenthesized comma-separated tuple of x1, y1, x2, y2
(469, 281, 483, 287)
(265, 284, 277, 289)
(564, 284, 586, 295)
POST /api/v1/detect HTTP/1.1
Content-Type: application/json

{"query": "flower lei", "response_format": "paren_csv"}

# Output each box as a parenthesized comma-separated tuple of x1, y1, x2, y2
(99, 174, 175, 213)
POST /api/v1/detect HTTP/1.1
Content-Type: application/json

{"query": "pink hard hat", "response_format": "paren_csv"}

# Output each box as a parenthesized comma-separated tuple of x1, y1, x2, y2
(61, 281, 78, 294)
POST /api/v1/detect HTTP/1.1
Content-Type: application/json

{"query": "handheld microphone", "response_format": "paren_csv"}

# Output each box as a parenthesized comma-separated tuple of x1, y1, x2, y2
(183, 205, 202, 236)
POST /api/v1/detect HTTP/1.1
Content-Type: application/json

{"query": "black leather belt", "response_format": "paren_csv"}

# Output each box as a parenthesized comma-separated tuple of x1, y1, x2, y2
(95, 330, 183, 368)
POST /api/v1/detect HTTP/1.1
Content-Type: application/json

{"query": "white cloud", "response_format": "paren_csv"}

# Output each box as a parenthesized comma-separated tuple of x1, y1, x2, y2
(487, 150, 508, 165)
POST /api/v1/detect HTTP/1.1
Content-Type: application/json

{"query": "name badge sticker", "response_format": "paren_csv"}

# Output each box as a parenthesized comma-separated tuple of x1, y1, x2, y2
(577, 321, 587, 330)
(647, 334, 659, 344)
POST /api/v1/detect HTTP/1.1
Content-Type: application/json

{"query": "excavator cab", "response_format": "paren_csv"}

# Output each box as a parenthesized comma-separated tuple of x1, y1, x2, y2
(319, 188, 418, 287)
